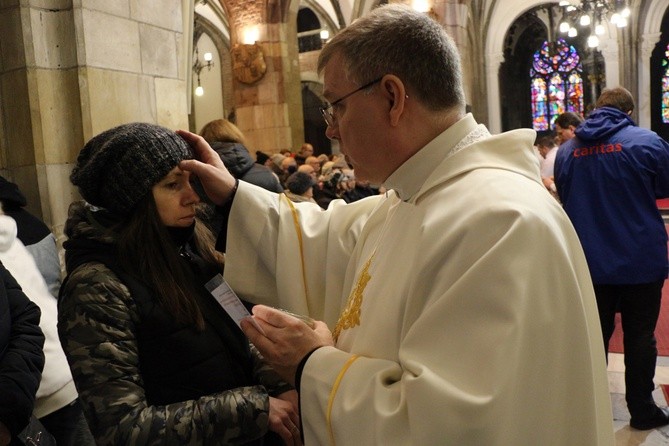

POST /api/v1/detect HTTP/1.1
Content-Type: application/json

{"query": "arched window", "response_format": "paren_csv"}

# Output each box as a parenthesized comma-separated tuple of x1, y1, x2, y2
(530, 38, 584, 131)
(663, 42, 669, 124)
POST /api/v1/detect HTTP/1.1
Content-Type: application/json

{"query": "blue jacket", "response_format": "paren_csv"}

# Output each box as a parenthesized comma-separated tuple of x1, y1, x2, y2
(555, 107, 669, 284)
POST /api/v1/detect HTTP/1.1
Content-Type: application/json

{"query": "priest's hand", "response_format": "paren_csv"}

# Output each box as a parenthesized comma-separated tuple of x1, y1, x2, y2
(241, 305, 334, 386)
(176, 130, 237, 205)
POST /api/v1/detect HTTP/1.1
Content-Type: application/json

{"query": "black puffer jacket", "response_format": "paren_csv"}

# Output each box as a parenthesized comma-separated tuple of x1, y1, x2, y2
(211, 142, 283, 193)
(0, 262, 44, 439)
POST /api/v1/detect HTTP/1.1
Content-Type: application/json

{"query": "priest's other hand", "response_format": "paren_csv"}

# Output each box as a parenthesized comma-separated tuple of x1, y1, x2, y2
(241, 304, 334, 386)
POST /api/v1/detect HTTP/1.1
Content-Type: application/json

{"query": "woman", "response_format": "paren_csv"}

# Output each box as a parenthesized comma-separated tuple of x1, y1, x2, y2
(199, 119, 283, 194)
(58, 123, 300, 445)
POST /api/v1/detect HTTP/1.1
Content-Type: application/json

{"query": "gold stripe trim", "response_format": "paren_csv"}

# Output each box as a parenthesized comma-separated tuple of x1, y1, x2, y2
(282, 194, 310, 303)
(326, 354, 360, 446)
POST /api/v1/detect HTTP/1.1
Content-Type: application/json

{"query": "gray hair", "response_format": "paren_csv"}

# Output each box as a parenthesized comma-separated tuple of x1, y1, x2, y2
(317, 4, 465, 111)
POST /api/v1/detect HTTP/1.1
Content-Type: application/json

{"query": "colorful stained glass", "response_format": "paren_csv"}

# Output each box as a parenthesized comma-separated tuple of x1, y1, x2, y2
(530, 38, 584, 131)
(532, 77, 548, 130)
(663, 43, 669, 124)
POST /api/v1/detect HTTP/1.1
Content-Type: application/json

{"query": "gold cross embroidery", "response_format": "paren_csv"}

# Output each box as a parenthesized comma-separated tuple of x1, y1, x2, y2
(333, 254, 374, 342)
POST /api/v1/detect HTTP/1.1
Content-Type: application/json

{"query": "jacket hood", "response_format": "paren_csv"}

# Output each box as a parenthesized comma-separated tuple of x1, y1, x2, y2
(0, 215, 18, 252)
(63, 201, 119, 274)
(210, 142, 254, 178)
(575, 107, 634, 141)
(0, 176, 27, 210)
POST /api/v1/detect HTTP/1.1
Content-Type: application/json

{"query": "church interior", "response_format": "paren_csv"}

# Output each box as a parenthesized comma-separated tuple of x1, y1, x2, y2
(1, 0, 669, 443)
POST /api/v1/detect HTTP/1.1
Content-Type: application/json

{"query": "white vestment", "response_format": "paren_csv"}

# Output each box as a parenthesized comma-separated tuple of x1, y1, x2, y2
(225, 114, 613, 445)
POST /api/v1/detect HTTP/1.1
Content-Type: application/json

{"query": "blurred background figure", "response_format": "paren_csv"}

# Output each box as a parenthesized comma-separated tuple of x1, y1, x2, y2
(554, 112, 584, 145)
(294, 143, 314, 165)
(0, 262, 44, 446)
(284, 172, 318, 204)
(199, 119, 283, 194)
(304, 156, 322, 177)
(297, 163, 317, 181)
(342, 177, 378, 203)
(199, 119, 283, 242)
(536, 135, 559, 198)
(0, 212, 93, 445)
(0, 176, 61, 297)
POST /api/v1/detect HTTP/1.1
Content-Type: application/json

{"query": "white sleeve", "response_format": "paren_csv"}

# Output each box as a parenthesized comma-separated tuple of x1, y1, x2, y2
(224, 181, 381, 326)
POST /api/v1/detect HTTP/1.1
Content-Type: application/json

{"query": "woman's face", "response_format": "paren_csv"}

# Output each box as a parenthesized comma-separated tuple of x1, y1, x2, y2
(152, 166, 200, 228)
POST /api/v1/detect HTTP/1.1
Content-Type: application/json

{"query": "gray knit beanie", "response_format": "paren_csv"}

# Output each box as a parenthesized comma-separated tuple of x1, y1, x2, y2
(70, 122, 192, 215)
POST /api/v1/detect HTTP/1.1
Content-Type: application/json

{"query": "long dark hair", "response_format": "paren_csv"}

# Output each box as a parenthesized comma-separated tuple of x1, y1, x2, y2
(116, 194, 224, 330)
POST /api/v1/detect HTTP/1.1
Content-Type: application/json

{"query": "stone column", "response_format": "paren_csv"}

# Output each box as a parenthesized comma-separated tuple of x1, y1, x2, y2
(638, 32, 662, 128)
(223, 0, 304, 154)
(485, 51, 505, 134)
(0, 0, 190, 243)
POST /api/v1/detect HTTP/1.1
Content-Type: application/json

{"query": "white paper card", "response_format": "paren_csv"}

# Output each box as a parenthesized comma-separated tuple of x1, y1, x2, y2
(205, 274, 264, 334)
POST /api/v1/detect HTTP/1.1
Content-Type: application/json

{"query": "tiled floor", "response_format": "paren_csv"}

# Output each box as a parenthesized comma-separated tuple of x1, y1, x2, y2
(610, 353, 669, 444)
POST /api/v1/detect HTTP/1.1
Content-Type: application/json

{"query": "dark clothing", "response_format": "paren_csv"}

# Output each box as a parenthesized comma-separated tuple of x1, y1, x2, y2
(0, 263, 45, 439)
(39, 399, 93, 446)
(211, 142, 283, 193)
(313, 185, 340, 210)
(58, 201, 292, 445)
(343, 185, 377, 203)
(594, 281, 664, 419)
(555, 107, 669, 284)
(206, 143, 283, 243)
(555, 106, 669, 421)
(0, 176, 61, 298)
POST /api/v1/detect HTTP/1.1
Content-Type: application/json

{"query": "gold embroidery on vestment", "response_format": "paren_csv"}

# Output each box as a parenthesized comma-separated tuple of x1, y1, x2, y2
(333, 255, 373, 342)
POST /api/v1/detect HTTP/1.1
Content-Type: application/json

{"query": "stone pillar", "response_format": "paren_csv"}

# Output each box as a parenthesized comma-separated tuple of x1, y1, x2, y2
(485, 51, 505, 134)
(223, 0, 303, 154)
(0, 0, 190, 243)
(638, 32, 662, 128)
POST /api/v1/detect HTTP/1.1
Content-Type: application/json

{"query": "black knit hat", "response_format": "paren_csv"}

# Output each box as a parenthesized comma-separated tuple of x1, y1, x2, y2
(70, 122, 192, 215)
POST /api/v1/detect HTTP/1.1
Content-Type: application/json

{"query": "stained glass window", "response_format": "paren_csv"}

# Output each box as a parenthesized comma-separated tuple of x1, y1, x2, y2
(530, 39, 584, 131)
(663, 43, 669, 124)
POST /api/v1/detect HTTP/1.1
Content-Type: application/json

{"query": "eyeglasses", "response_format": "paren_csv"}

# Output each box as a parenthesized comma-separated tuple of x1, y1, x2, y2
(319, 77, 383, 127)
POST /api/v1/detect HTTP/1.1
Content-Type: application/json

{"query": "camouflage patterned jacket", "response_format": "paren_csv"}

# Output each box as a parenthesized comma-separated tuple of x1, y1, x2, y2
(58, 201, 292, 445)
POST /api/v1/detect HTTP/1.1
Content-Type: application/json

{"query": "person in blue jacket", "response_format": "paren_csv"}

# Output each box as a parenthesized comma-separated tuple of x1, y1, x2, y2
(555, 86, 669, 430)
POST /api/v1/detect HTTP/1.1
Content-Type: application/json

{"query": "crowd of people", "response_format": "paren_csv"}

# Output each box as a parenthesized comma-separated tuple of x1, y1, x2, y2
(2, 3, 669, 446)
(200, 117, 382, 211)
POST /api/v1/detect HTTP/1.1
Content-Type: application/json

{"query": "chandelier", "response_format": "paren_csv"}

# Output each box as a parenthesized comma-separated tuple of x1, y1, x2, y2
(557, 0, 631, 48)
(192, 46, 214, 97)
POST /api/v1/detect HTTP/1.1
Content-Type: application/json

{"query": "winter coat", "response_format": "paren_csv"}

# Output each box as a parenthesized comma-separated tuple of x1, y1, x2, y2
(0, 215, 77, 418)
(211, 142, 283, 193)
(0, 176, 61, 298)
(0, 262, 44, 438)
(58, 201, 291, 445)
(555, 106, 669, 284)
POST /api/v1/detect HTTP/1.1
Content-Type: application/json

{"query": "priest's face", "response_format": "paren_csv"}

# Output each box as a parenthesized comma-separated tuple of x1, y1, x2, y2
(322, 54, 390, 184)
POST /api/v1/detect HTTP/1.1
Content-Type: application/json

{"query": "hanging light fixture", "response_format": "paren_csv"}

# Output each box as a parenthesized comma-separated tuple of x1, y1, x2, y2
(192, 46, 214, 97)
(558, 0, 630, 48)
